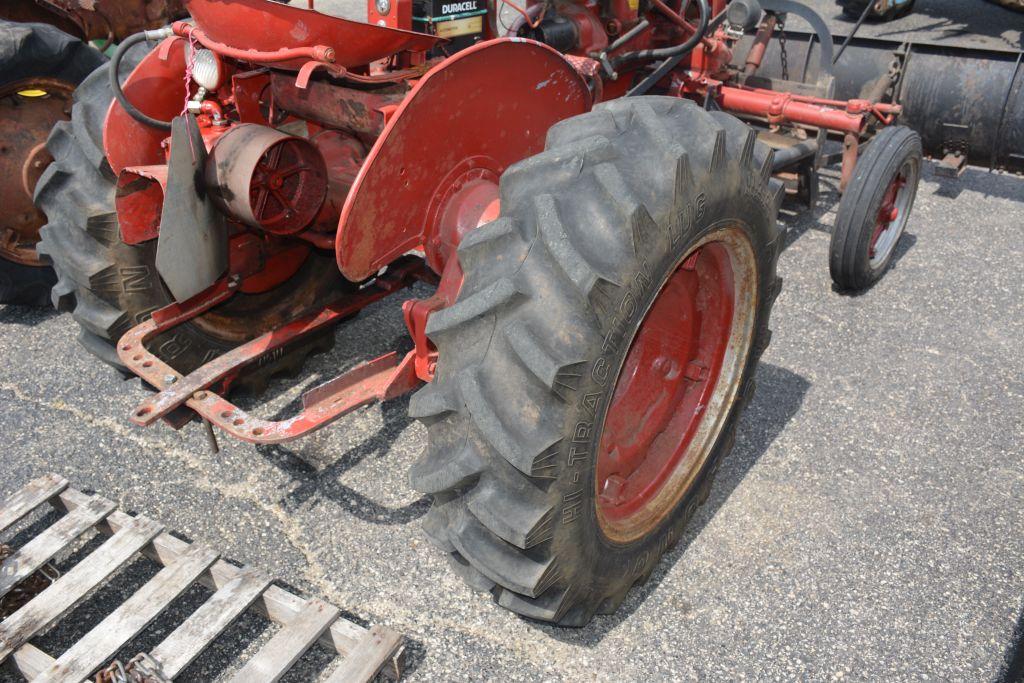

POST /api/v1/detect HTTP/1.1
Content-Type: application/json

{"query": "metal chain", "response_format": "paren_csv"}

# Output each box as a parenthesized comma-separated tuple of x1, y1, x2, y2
(95, 653, 171, 683)
(777, 15, 790, 81)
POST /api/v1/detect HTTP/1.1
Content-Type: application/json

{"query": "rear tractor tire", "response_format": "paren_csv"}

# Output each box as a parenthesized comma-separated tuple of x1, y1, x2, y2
(411, 97, 784, 626)
(829, 125, 922, 291)
(0, 21, 105, 306)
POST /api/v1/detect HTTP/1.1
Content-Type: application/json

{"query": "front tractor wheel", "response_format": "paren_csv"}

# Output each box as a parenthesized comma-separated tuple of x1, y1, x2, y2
(411, 97, 784, 626)
(829, 125, 922, 291)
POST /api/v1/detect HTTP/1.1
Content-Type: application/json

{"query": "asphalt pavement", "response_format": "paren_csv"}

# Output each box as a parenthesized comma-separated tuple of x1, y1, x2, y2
(2, 1, 1024, 681)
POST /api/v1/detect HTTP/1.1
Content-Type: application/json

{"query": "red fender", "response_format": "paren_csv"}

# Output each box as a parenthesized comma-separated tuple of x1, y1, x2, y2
(104, 37, 189, 175)
(335, 38, 592, 282)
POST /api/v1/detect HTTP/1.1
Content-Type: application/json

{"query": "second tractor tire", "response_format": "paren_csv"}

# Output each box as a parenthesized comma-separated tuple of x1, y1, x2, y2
(0, 20, 105, 306)
(411, 97, 784, 626)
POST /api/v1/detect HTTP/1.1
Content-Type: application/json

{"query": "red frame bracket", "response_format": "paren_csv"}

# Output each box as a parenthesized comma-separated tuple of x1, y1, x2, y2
(117, 258, 428, 444)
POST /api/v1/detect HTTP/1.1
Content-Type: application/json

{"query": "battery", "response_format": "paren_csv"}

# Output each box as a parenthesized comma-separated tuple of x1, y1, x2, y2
(413, 0, 488, 52)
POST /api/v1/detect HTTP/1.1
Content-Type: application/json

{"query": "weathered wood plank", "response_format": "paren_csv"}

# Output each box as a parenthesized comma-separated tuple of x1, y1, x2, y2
(55, 489, 371, 659)
(323, 625, 405, 683)
(228, 598, 339, 683)
(150, 566, 272, 678)
(0, 496, 115, 599)
(33, 543, 219, 682)
(6, 642, 54, 680)
(0, 516, 163, 663)
(0, 474, 67, 535)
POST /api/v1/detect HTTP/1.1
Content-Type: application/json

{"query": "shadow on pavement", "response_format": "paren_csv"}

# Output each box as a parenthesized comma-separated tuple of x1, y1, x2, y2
(0, 303, 59, 327)
(1000, 601, 1024, 682)
(933, 165, 1024, 202)
(534, 362, 812, 647)
(255, 394, 430, 526)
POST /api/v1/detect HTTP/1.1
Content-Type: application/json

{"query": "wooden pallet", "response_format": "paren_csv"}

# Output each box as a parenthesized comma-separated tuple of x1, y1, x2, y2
(0, 474, 404, 682)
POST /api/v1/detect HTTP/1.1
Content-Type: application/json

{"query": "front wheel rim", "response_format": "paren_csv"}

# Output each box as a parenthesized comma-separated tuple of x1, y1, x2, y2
(868, 159, 916, 268)
(595, 225, 759, 543)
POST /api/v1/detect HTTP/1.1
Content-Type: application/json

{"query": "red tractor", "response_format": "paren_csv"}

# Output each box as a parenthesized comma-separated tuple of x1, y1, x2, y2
(37, 0, 922, 625)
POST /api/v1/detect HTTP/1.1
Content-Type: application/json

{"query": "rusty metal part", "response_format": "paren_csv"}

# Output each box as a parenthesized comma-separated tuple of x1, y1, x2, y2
(0, 0, 186, 43)
(205, 124, 328, 235)
(0, 77, 74, 267)
(94, 653, 170, 683)
(270, 74, 407, 137)
(117, 258, 428, 444)
(841, 131, 860, 193)
(743, 13, 777, 76)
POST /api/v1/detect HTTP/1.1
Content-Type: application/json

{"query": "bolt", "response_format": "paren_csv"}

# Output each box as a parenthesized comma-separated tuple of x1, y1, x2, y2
(164, 374, 177, 385)
(599, 475, 627, 505)
(684, 361, 709, 382)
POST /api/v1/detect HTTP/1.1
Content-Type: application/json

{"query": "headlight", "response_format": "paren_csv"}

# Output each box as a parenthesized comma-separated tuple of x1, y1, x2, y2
(191, 48, 223, 91)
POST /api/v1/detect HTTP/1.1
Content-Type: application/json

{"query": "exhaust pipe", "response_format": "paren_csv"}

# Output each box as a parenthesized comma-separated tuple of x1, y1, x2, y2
(741, 30, 1024, 175)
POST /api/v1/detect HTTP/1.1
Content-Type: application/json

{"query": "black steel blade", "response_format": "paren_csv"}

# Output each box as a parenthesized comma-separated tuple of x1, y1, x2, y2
(155, 114, 228, 302)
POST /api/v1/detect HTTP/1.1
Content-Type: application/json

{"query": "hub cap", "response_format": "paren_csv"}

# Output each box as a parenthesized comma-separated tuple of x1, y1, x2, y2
(596, 227, 758, 543)
(0, 79, 74, 267)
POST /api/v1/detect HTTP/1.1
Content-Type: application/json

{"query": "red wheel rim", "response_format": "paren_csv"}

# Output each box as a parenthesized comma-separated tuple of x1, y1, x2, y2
(596, 228, 757, 542)
(868, 173, 906, 262)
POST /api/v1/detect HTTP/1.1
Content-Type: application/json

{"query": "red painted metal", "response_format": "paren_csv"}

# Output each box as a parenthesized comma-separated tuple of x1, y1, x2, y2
(117, 258, 427, 443)
(115, 165, 167, 245)
(715, 86, 902, 133)
(104, 37, 188, 175)
(183, 0, 442, 70)
(335, 38, 590, 281)
(717, 86, 867, 133)
(743, 14, 777, 76)
(869, 173, 906, 259)
(596, 242, 735, 523)
(172, 21, 336, 65)
(368, 0, 413, 31)
(309, 129, 368, 235)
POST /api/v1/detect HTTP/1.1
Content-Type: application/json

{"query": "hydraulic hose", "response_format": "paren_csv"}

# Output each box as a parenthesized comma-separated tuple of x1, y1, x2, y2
(612, 0, 710, 69)
(109, 29, 174, 131)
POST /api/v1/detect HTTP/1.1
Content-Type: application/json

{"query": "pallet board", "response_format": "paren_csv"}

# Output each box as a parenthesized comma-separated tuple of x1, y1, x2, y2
(0, 475, 405, 682)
